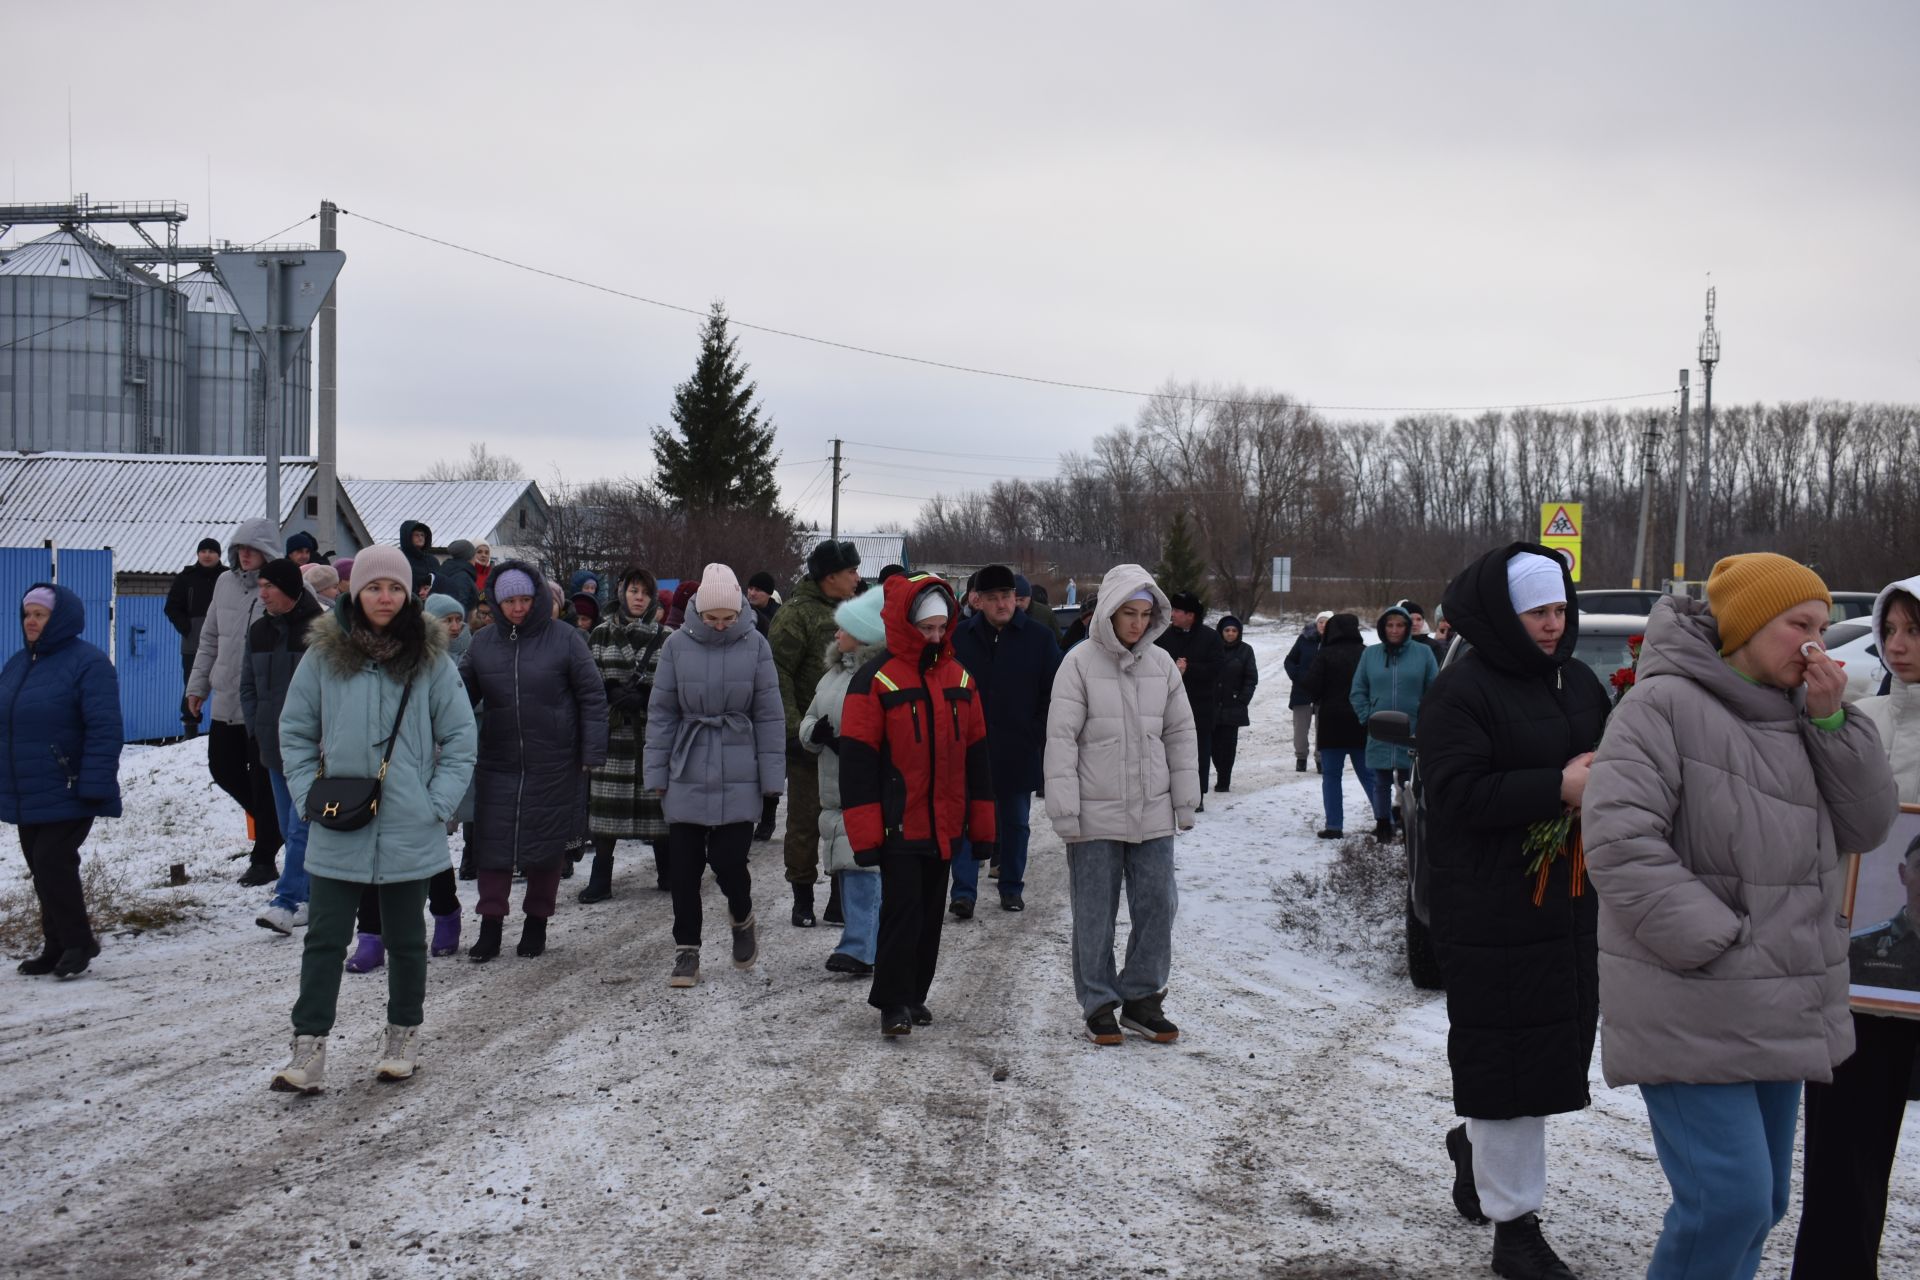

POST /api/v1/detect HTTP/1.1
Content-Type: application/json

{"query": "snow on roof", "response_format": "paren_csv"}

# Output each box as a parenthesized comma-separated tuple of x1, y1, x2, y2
(0, 451, 369, 576)
(799, 530, 907, 569)
(342, 478, 546, 549)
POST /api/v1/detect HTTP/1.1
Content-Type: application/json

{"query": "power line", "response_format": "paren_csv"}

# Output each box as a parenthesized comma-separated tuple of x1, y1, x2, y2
(842, 438, 1059, 464)
(335, 207, 1676, 415)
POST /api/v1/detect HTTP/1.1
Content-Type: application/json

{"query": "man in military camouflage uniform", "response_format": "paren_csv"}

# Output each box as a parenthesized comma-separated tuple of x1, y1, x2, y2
(768, 539, 862, 927)
(1850, 832, 1920, 992)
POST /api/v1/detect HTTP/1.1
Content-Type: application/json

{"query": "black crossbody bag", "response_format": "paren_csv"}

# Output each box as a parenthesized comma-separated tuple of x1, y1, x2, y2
(306, 680, 415, 831)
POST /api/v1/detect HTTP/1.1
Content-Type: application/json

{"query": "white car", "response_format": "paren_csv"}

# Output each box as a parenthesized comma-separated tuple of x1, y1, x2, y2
(1825, 618, 1888, 702)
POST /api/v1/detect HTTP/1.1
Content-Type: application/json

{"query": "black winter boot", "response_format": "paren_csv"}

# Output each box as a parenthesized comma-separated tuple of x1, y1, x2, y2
(458, 839, 477, 881)
(238, 858, 278, 887)
(1491, 1213, 1574, 1280)
(516, 916, 548, 958)
(18, 943, 59, 976)
(1445, 1125, 1488, 1224)
(468, 916, 503, 963)
(754, 794, 778, 843)
(1296, 757, 1307, 773)
(791, 882, 816, 928)
(651, 842, 670, 891)
(578, 852, 614, 904)
(822, 873, 844, 926)
(1372, 819, 1395, 843)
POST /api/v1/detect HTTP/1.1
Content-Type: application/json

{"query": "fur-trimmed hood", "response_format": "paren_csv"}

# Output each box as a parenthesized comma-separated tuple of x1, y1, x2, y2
(307, 598, 448, 684)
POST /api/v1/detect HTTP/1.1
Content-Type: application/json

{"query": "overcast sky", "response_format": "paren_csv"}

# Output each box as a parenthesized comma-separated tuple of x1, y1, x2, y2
(6, 2, 1916, 533)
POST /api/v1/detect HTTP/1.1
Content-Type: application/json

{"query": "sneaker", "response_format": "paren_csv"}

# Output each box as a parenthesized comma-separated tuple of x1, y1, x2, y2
(1120, 993, 1180, 1043)
(256, 903, 304, 936)
(948, 898, 975, 921)
(669, 947, 700, 988)
(1446, 1125, 1489, 1224)
(1085, 1005, 1123, 1046)
(731, 912, 758, 970)
(881, 1006, 912, 1036)
(345, 932, 385, 973)
(238, 859, 278, 888)
(431, 911, 461, 957)
(1490, 1212, 1574, 1280)
(909, 1004, 933, 1026)
(825, 952, 873, 976)
(999, 894, 1025, 913)
(271, 1035, 327, 1094)
(375, 1024, 419, 1082)
(515, 916, 547, 958)
(1317, 829, 1344, 840)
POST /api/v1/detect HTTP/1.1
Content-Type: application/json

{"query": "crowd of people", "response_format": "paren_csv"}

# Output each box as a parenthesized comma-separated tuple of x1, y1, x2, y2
(6, 517, 1918, 1280)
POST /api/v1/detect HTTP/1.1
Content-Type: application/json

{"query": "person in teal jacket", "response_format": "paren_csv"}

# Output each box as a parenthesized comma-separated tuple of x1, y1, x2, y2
(1350, 604, 1438, 841)
(270, 546, 477, 1095)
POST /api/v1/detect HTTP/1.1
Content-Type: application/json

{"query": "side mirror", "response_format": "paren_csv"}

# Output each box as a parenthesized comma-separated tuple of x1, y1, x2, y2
(1368, 710, 1414, 748)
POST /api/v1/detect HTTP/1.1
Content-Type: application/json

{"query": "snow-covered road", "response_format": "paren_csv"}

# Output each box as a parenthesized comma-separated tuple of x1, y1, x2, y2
(2, 620, 1914, 1279)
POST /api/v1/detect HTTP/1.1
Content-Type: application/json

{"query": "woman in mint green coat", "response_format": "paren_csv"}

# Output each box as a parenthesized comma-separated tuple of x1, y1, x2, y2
(270, 547, 477, 1094)
(1350, 604, 1438, 840)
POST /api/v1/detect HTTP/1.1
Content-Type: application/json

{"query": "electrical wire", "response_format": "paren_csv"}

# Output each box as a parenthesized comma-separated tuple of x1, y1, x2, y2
(336, 207, 1677, 415)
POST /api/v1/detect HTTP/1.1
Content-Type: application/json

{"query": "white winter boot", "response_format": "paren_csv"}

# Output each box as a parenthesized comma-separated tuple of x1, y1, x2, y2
(375, 1024, 419, 1081)
(271, 1035, 327, 1094)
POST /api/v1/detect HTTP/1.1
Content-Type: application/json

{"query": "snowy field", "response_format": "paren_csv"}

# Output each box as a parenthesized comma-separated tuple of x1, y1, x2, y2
(2, 618, 1915, 1279)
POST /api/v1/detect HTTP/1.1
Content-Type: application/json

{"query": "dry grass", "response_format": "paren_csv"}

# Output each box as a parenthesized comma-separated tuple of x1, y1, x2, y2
(1271, 835, 1408, 981)
(0, 854, 202, 953)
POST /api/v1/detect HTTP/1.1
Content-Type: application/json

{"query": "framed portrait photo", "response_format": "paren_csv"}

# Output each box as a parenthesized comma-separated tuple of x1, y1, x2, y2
(1843, 804, 1920, 1019)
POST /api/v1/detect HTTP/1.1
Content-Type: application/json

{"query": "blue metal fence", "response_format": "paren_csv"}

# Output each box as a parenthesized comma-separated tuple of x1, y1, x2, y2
(57, 548, 115, 654)
(0, 547, 55, 666)
(117, 594, 203, 742)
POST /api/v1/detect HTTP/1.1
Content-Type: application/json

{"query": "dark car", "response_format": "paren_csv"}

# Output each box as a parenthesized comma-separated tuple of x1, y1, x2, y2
(1578, 588, 1662, 616)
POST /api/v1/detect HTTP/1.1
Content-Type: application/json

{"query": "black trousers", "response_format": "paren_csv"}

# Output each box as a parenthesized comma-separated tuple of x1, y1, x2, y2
(869, 853, 950, 1010)
(179, 652, 198, 731)
(1209, 724, 1240, 788)
(206, 721, 282, 863)
(669, 822, 753, 947)
(1791, 1011, 1920, 1279)
(1191, 711, 1216, 795)
(357, 869, 460, 933)
(19, 819, 95, 953)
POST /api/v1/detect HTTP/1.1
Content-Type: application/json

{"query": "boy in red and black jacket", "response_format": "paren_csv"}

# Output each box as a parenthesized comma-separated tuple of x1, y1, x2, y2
(839, 573, 995, 1036)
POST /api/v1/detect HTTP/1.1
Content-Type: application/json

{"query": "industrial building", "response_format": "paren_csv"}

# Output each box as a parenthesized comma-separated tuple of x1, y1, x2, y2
(0, 199, 309, 457)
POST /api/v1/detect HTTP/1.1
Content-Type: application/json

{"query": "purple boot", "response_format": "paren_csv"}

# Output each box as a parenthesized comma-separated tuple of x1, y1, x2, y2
(431, 911, 461, 958)
(344, 932, 385, 974)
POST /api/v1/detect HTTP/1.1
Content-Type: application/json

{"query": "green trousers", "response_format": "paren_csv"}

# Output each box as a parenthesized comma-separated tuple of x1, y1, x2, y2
(293, 874, 430, 1036)
(782, 752, 822, 886)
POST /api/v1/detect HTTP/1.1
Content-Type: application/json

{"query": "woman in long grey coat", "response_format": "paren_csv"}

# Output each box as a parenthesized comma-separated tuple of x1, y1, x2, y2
(459, 561, 608, 963)
(644, 565, 786, 989)
(1586, 553, 1897, 1280)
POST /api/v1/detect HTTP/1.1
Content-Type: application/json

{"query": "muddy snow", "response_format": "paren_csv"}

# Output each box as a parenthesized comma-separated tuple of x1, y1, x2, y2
(2, 620, 1914, 1279)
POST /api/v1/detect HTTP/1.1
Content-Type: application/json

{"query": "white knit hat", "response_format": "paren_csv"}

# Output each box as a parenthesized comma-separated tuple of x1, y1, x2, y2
(1507, 552, 1568, 615)
(693, 563, 743, 615)
(911, 588, 953, 624)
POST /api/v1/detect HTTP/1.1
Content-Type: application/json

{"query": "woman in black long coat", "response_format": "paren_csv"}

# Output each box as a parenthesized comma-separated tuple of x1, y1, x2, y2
(1415, 542, 1610, 1277)
(1208, 615, 1259, 793)
(1296, 614, 1374, 838)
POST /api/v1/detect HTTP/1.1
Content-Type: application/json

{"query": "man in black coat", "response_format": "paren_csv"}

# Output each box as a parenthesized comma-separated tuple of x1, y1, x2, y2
(238, 558, 326, 933)
(747, 571, 781, 637)
(950, 563, 1061, 914)
(1294, 614, 1372, 837)
(1282, 612, 1331, 773)
(164, 538, 227, 737)
(1155, 591, 1224, 810)
(1414, 543, 1611, 1277)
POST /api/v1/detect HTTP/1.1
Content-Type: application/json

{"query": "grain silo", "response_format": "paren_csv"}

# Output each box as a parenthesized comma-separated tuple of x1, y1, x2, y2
(175, 266, 310, 456)
(0, 228, 188, 453)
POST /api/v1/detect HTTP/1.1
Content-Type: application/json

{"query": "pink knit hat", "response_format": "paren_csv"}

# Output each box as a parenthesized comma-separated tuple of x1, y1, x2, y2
(693, 564, 743, 615)
(349, 546, 413, 599)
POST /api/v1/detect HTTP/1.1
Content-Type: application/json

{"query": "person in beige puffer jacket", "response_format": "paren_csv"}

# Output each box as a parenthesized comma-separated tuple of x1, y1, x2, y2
(1045, 564, 1198, 1046)
(1790, 572, 1920, 1279)
(1586, 553, 1897, 1280)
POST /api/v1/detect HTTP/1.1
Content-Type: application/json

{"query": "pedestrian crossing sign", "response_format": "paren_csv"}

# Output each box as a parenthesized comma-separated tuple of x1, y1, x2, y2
(1541, 504, 1581, 539)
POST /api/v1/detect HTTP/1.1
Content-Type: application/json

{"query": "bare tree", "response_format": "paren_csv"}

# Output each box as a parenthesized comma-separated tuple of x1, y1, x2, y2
(422, 442, 525, 482)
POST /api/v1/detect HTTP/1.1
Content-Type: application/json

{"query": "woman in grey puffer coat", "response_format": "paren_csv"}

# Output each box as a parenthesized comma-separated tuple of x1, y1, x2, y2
(459, 560, 608, 962)
(645, 565, 786, 989)
(1586, 554, 1897, 1280)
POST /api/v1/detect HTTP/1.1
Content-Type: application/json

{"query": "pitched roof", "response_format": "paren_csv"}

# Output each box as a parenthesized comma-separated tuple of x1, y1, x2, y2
(0, 228, 155, 284)
(0, 452, 370, 576)
(342, 478, 546, 549)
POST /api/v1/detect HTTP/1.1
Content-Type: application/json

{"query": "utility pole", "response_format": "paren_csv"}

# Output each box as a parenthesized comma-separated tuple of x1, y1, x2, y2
(829, 437, 843, 541)
(316, 200, 339, 554)
(1697, 285, 1720, 568)
(1631, 406, 1663, 590)
(1671, 369, 1691, 590)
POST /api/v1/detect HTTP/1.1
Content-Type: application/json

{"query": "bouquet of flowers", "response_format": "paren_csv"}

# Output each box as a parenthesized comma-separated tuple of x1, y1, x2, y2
(1608, 634, 1647, 703)
(1522, 811, 1584, 907)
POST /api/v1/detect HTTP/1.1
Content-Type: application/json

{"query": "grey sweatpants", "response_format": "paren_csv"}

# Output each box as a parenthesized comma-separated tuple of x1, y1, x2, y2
(1292, 706, 1314, 760)
(1066, 837, 1177, 1017)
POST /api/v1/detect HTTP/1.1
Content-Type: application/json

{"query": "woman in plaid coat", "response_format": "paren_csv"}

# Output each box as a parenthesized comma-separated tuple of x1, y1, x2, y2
(581, 567, 672, 902)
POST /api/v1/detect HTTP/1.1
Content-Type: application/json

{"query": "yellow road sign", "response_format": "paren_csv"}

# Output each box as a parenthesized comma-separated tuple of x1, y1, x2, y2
(1541, 503, 1582, 539)
(1542, 537, 1582, 582)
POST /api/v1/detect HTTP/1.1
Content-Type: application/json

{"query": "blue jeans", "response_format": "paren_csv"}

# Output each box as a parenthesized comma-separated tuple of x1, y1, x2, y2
(267, 769, 310, 911)
(950, 788, 1033, 902)
(1640, 1081, 1801, 1280)
(1318, 749, 1378, 832)
(1373, 766, 1409, 827)
(832, 868, 881, 964)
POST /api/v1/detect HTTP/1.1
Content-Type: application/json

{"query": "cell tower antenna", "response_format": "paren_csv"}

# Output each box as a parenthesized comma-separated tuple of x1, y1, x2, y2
(1695, 284, 1721, 566)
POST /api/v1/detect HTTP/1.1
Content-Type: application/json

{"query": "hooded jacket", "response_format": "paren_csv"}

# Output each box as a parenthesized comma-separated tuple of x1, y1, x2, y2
(1044, 565, 1199, 844)
(840, 574, 996, 862)
(768, 577, 845, 739)
(643, 591, 786, 827)
(1282, 622, 1324, 710)
(1416, 542, 1613, 1120)
(434, 542, 480, 610)
(164, 558, 226, 660)
(186, 517, 282, 724)
(1352, 605, 1439, 771)
(422, 595, 472, 659)
(1213, 615, 1259, 728)
(280, 599, 477, 884)
(238, 587, 325, 773)
(950, 602, 1062, 794)
(1584, 595, 1898, 1087)
(0, 584, 123, 824)
(801, 634, 889, 875)
(400, 519, 438, 580)
(459, 560, 609, 872)
(1295, 615, 1367, 751)
(1854, 574, 1920, 803)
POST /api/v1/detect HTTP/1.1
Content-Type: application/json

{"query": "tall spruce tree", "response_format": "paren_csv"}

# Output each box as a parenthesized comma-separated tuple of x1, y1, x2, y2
(1156, 510, 1208, 604)
(651, 302, 783, 514)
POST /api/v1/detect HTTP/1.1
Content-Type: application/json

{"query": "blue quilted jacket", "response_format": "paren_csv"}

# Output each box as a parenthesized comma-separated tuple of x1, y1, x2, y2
(0, 584, 123, 824)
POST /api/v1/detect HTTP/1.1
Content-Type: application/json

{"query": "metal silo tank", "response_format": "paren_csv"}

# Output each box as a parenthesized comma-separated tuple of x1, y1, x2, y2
(0, 228, 186, 453)
(176, 266, 310, 457)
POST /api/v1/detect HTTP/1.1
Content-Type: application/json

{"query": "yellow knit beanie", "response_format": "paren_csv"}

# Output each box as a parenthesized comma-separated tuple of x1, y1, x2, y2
(1706, 553, 1831, 655)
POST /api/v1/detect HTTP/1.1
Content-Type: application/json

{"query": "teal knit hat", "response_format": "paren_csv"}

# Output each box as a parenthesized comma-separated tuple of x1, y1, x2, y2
(835, 587, 888, 646)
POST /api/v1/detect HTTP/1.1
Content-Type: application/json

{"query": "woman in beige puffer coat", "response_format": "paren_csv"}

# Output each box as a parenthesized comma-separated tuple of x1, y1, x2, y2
(1585, 554, 1897, 1280)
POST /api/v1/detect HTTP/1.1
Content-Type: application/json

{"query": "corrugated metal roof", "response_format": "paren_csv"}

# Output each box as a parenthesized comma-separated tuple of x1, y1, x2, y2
(343, 479, 545, 549)
(174, 267, 239, 314)
(0, 228, 153, 283)
(0, 452, 367, 576)
(801, 530, 907, 569)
